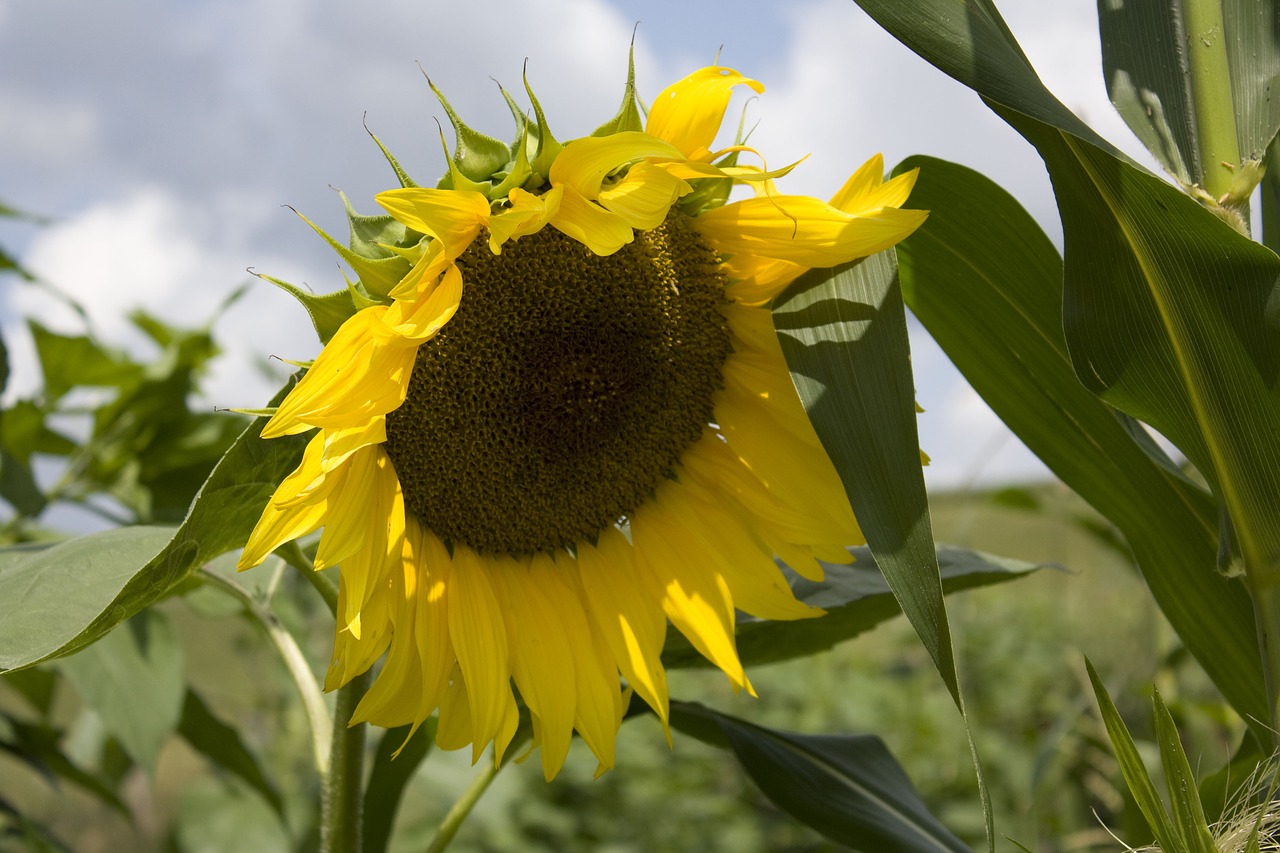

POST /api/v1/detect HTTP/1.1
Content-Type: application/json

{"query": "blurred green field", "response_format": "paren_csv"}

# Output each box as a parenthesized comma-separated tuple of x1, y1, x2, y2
(0, 481, 1243, 852)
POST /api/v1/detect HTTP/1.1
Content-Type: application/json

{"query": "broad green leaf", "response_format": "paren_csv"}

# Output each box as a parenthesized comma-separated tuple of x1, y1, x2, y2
(774, 252, 992, 848)
(0, 713, 129, 815)
(57, 610, 183, 771)
(1263, 132, 1280, 255)
(1086, 659, 1180, 851)
(0, 446, 45, 518)
(0, 386, 307, 672)
(1153, 689, 1218, 853)
(1098, 1, 1197, 184)
(28, 322, 142, 401)
(892, 155, 1265, 730)
(774, 253, 956, 702)
(178, 688, 284, 819)
(668, 701, 969, 853)
(1097, 0, 1280, 189)
(172, 776, 290, 853)
(362, 721, 436, 853)
(999, 108, 1280, 593)
(661, 544, 1039, 670)
(2, 667, 57, 717)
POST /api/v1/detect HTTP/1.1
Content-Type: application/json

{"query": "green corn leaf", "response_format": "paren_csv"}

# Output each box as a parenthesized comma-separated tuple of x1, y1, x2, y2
(1152, 689, 1218, 853)
(892, 154, 1266, 731)
(1085, 659, 1181, 851)
(668, 700, 970, 853)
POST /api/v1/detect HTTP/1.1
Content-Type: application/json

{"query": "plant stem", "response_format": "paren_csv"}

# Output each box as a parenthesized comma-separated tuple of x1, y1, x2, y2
(322, 670, 371, 853)
(1182, 0, 1239, 199)
(426, 731, 530, 853)
(197, 568, 333, 774)
(279, 540, 340, 614)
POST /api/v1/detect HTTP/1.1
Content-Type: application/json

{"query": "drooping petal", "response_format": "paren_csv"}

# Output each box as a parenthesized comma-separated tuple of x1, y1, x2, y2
(492, 556, 579, 780)
(829, 154, 920, 213)
(630, 490, 752, 695)
(549, 184, 635, 255)
(375, 187, 491, 253)
(549, 132, 685, 199)
(237, 430, 334, 568)
(694, 194, 928, 268)
(596, 161, 691, 230)
(646, 66, 764, 159)
(489, 186, 563, 251)
(262, 307, 418, 438)
(446, 544, 513, 763)
(575, 528, 671, 730)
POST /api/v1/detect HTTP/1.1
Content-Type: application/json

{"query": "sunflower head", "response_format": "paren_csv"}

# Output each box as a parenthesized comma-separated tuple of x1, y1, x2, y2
(239, 50, 926, 781)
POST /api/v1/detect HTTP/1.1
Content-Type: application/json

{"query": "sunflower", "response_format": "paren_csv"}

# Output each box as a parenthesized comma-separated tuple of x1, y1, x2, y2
(238, 59, 926, 780)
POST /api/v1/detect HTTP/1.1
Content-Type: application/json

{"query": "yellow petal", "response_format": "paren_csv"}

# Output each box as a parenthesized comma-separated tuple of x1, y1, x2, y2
(237, 431, 333, 568)
(489, 186, 562, 252)
(575, 528, 670, 730)
(446, 544, 513, 763)
(596, 161, 691, 231)
(829, 154, 920, 213)
(381, 262, 463, 343)
(549, 131, 684, 199)
(262, 306, 417, 438)
(549, 184, 634, 256)
(490, 557, 578, 780)
(412, 524, 458, 722)
(646, 66, 764, 159)
(694, 194, 928, 268)
(375, 187, 490, 254)
(631, 495, 751, 694)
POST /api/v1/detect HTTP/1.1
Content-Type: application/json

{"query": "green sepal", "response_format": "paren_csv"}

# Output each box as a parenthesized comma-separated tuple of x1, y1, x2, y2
(592, 40, 645, 137)
(489, 124, 536, 199)
(430, 78, 514, 185)
(343, 269, 385, 312)
(434, 122, 497, 195)
(290, 207, 411, 300)
(365, 124, 419, 189)
(339, 191, 410, 260)
(680, 103, 754, 216)
(253, 272, 356, 345)
(225, 407, 277, 418)
(524, 69, 562, 182)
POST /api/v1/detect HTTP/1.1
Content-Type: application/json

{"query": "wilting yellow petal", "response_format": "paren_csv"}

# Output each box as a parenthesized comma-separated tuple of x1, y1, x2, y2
(549, 131, 684, 199)
(695, 194, 928, 268)
(237, 431, 333, 568)
(631, 494, 751, 695)
(489, 186, 562, 251)
(262, 307, 418, 438)
(549, 185, 634, 255)
(596, 161, 691, 230)
(381, 262, 463, 343)
(646, 66, 764, 160)
(375, 187, 490, 253)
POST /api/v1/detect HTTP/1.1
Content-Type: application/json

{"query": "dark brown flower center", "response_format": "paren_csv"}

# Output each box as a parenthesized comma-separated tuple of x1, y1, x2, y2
(383, 211, 730, 556)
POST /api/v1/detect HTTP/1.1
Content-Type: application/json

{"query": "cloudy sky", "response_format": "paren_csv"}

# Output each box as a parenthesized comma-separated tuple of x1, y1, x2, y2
(0, 0, 1157, 488)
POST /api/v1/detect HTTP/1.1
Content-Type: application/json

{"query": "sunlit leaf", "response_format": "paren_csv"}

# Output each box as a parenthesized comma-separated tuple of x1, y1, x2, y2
(0, 383, 307, 672)
(892, 154, 1266, 730)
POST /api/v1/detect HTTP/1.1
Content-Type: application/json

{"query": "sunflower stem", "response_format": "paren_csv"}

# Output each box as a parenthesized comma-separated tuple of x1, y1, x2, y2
(426, 732, 530, 853)
(196, 568, 333, 774)
(279, 539, 340, 614)
(322, 670, 371, 853)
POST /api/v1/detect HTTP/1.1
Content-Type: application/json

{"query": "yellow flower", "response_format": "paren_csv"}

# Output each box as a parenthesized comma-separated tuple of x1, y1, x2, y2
(239, 59, 926, 780)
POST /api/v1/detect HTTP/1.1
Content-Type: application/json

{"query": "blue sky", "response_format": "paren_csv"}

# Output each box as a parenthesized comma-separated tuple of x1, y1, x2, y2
(0, 0, 1155, 487)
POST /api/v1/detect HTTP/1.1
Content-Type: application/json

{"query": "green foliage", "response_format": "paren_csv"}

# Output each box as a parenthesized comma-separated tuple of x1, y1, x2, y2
(667, 700, 970, 853)
(892, 154, 1266, 730)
